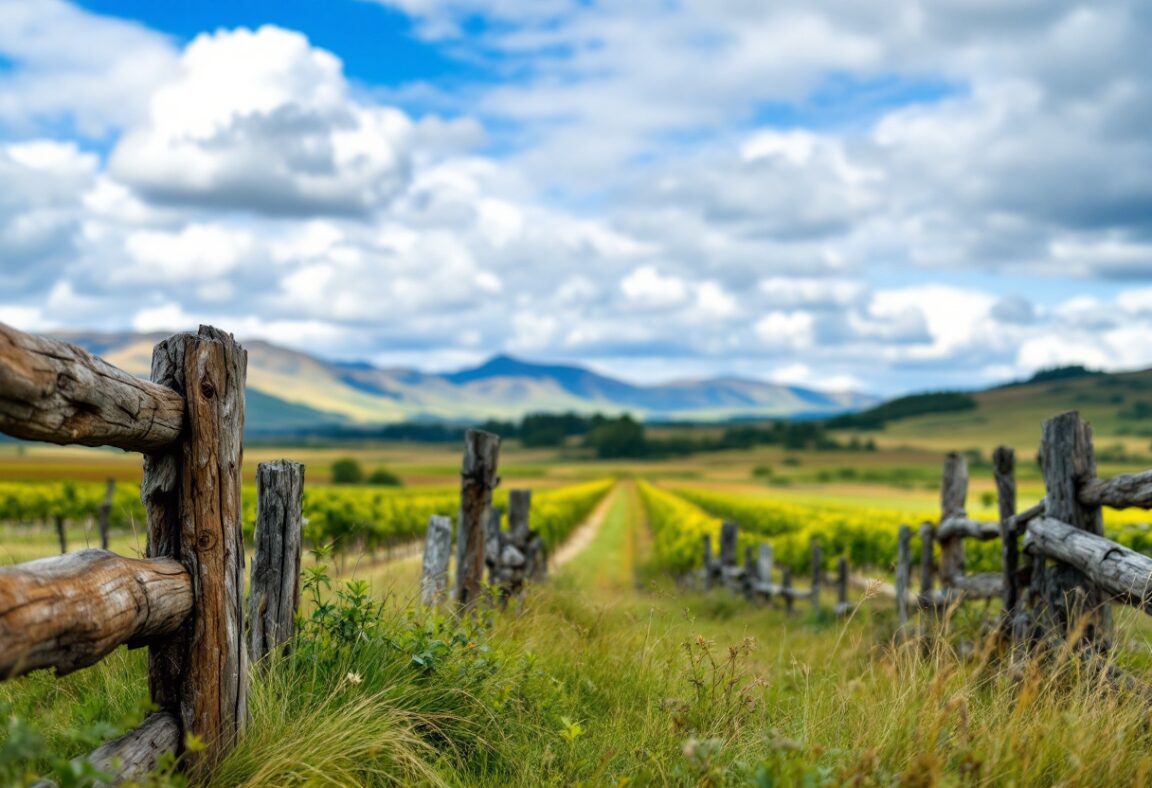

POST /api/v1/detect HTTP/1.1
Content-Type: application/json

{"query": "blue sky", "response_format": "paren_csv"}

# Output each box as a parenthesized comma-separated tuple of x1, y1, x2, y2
(1, 0, 1151, 395)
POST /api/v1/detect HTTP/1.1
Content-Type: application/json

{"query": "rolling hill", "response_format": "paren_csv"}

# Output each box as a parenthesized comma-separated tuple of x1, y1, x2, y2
(54, 332, 878, 434)
(838, 367, 1152, 453)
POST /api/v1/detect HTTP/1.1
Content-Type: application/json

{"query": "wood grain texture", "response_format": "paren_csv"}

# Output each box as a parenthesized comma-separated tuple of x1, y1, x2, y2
(1080, 470, 1152, 510)
(456, 429, 500, 610)
(1026, 516, 1152, 613)
(0, 321, 183, 451)
(89, 712, 181, 783)
(0, 550, 191, 680)
(143, 326, 248, 777)
(249, 460, 304, 665)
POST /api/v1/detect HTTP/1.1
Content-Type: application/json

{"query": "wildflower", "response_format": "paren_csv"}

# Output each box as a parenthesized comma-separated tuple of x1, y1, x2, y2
(345, 671, 363, 686)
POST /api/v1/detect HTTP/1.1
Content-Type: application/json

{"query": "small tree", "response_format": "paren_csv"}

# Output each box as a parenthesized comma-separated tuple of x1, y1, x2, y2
(367, 468, 402, 486)
(330, 457, 364, 485)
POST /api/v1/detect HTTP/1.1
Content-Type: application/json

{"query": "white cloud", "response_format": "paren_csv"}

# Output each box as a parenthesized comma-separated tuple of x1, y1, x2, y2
(620, 266, 688, 307)
(109, 26, 413, 216)
(754, 311, 815, 351)
(0, 0, 178, 135)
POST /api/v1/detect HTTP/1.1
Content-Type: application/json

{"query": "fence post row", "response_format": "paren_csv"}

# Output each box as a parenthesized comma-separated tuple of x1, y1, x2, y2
(0, 323, 249, 781)
(249, 460, 305, 666)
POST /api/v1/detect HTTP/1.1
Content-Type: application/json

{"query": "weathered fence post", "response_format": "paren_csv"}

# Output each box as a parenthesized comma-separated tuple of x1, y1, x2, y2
(743, 545, 757, 599)
(939, 453, 968, 590)
(98, 478, 114, 550)
(993, 446, 1020, 634)
(896, 524, 911, 631)
(142, 326, 247, 777)
(485, 506, 503, 586)
(811, 542, 823, 612)
(835, 556, 849, 617)
(509, 490, 531, 543)
(918, 521, 935, 606)
(1037, 411, 1109, 646)
(757, 543, 774, 597)
(720, 521, 738, 590)
(782, 566, 794, 614)
(249, 460, 304, 665)
(420, 515, 452, 607)
(456, 429, 501, 611)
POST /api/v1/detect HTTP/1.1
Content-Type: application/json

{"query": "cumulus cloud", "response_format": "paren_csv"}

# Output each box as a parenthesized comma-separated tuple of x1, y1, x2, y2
(3, 2, 1152, 396)
(109, 26, 413, 216)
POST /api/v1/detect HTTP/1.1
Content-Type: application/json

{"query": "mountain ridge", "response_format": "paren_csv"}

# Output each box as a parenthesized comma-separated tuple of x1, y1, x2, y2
(51, 330, 879, 433)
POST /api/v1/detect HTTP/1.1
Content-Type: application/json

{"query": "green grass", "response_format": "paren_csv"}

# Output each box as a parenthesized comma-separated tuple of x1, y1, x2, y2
(9, 470, 1152, 784)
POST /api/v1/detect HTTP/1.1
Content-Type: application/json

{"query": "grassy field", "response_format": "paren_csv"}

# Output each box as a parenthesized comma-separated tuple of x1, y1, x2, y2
(5, 421, 1152, 784)
(7, 480, 1152, 785)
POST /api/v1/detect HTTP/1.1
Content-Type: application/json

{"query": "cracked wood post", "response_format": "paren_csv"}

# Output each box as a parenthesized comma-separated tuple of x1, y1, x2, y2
(249, 460, 304, 665)
(456, 429, 500, 611)
(420, 515, 452, 607)
(993, 446, 1020, 630)
(896, 524, 911, 630)
(142, 326, 247, 778)
(98, 478, 114, 550)
(939, 453, 968, 591)
(1038, 411, 1109, 646)
(811, 542, 823, 612)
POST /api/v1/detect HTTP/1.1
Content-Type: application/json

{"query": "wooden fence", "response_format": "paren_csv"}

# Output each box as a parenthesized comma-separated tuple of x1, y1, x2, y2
(420, 428, 552, 610)
(895, 410, 1152, 650)
(697, 521, 851, 617)
(0, 323, 305, 782)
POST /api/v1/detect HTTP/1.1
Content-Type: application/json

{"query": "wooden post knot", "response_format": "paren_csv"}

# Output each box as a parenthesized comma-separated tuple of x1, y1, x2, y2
(199, 379, 216, 400)
(196, 529, 216, 552)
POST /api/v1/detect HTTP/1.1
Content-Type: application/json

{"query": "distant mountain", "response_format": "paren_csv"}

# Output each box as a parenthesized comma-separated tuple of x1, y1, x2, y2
(54, 331, 879, 435)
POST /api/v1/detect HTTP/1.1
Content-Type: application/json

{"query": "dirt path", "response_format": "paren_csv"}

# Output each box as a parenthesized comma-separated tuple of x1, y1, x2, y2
(552, 484, 620, 568)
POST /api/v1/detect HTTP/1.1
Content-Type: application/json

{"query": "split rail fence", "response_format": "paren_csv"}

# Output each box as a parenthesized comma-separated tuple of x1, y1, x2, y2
(0, 321, 555, 782)
(0, 326, 325, 781)
(891, 410, 1152, 649)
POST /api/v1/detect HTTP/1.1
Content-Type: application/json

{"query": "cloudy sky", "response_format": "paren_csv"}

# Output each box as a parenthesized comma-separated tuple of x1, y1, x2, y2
(2, 0, 1151, 394)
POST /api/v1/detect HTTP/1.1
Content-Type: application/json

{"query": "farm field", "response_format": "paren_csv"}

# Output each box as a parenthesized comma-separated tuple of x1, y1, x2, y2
(7, 473, 1152, 785)
(4, 428, 1152, 784)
